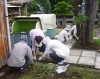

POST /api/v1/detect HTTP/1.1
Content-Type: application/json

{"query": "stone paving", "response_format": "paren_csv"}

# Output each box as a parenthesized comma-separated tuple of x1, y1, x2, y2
(54, 27, 100, 69)
(65, 43, 100, 69)
(58, 38, 97, 68)
(67, 49, 96, 66)
(64, 27, 100, 69)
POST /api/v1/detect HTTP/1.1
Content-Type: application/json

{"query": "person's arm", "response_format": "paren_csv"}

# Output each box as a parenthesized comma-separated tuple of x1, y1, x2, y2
(32, 51, 36, 59)
(39, 44, 51, 60)
(27, 46, 34, 64)
(31, 41, 37, 60)
(73, 30, 78, 40)
(64, 31, 70, 42)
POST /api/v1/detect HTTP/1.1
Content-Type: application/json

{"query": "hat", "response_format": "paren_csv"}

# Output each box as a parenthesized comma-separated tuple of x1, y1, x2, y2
(43, 37, 51, 45)
(65, 25, 71, 30)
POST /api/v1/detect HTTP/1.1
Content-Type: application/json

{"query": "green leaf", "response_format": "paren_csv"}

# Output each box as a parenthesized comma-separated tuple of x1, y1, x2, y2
(53, 1, 73, 17)
(73, 14, 88, 24)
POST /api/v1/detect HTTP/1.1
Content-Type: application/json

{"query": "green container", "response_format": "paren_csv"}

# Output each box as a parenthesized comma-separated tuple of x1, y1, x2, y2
(11, 17, 43, 48)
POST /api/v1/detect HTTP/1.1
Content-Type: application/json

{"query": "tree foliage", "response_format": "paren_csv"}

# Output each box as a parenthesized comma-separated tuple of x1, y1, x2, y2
(27, 0, 39, 14)
(53, 1, 73, 17)
(36, 0, 51, 13)
(73, 0, 98, 45)
(49, 0, 82, 12)
(27, 0, 51, 14)
(73, 14, 88, 24)
(98, 0, 100, 8)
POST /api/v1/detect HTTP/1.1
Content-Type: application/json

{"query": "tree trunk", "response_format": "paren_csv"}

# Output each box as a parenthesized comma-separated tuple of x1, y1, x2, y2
(85, 0, 98, 44)
(62, 17, 66, 28)
(73, 0, 80, 40)
(73, 0, 79, 17)
(77, 24, 81, 40)
(80, 22, 86, 45)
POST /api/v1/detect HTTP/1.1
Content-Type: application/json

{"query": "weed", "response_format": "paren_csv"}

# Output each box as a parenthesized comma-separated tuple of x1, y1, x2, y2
(93, 30, 97, 37)
(94, 39, 100, 45)
(56, 29, 62, 35)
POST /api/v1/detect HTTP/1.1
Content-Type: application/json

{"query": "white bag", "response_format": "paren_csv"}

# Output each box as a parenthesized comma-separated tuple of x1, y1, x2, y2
(56, 64, 69, 74)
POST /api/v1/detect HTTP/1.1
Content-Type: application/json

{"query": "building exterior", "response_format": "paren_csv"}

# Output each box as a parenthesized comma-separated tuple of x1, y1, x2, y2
(0, 0, 11, 68)
(7, 0, 32, 32)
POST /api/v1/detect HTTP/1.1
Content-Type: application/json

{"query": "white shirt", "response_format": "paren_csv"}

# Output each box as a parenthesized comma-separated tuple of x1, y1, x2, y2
(7, 41, 33, 67)
(41, 37, 70, 60)
(70, 25, 77, 34)
(58, 30, 71, 42)
(70, 25, 78, 40)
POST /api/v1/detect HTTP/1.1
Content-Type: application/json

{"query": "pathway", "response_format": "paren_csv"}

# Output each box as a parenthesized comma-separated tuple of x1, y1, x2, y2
(65, 27, 100, 69)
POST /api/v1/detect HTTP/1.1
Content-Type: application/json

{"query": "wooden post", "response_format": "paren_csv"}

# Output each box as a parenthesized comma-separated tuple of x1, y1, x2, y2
(21, 3, 27, 16)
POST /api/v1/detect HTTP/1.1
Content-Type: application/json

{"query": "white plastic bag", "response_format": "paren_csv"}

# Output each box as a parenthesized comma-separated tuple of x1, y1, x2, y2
(56, 64, 69, 74)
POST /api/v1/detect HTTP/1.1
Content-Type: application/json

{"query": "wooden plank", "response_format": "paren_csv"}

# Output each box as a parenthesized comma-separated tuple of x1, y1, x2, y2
(0, 0, 9, 68)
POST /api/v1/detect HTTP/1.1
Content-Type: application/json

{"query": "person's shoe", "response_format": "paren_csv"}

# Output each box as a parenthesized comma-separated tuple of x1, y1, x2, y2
(20, 68, 28, 73)
(58, 60, 65, 65)
(58, 59, 67, 65)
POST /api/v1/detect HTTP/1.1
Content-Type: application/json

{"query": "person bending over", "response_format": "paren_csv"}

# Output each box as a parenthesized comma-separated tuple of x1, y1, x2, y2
(38, 37, 70, 65)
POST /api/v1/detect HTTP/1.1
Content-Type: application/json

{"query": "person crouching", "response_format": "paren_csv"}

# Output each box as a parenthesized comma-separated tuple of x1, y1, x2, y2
(38, 37, 70, 65)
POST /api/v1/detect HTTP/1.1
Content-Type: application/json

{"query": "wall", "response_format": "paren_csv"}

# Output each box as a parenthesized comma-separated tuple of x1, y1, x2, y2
(0, 0, 9, 68)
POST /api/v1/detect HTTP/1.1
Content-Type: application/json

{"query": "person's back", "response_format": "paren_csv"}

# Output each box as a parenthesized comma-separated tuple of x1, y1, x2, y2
(29, 29, 45, 41)
(29, 29, 45, 60)
(58, 29, 71, 43)
(7, 41, 33, 67)
(39, 37, 70, 64)
(58, 30, 66, 42)
(48, 39, 70, 58)
(71, 25, 76, 31)
(70, 25, 78, 40)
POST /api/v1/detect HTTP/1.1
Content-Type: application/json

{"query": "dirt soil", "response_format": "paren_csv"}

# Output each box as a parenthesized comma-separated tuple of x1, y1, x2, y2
(0, 65, 83, 79)
(0, 58, 100, 79)
(0, 66, 23, 79)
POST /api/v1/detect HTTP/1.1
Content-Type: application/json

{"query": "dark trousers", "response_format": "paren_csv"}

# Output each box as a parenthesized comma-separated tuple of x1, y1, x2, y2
(49, 51, 64, 62)
(39, 43, 45, 53)
(21, 56, 28, 69)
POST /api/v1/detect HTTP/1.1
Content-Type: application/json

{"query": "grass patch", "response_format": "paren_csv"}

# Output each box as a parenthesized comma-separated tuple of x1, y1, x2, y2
(56, 29, 62, 35)
(93, 30, 97, 37)
(73, 39, 100, 49)
(66, 66, 100, 79)
(19, 62, 56, 79)
(94, 39, 100, 45)
(19, 62, 100, 79)
(1, 61, 100, 79)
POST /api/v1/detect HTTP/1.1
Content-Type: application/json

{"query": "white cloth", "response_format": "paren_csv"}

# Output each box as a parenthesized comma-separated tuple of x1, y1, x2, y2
(70, 25, 78, 40)
(41, 37, 70, 60)
(7, 41, 33, 67)
(58, 30, 72, 43)
(29, 29, 45, 52)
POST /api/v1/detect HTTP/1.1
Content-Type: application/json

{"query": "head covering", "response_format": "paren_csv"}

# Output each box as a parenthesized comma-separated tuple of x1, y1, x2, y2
(42, 36, 51, 45)
(65, 25, 71, 30)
